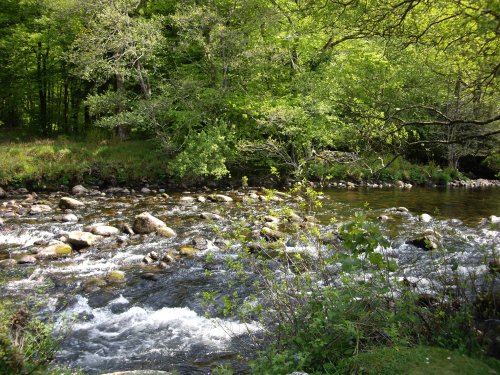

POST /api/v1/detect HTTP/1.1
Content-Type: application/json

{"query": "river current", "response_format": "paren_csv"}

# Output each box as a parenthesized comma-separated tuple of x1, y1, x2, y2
(0, 186, 498, 373)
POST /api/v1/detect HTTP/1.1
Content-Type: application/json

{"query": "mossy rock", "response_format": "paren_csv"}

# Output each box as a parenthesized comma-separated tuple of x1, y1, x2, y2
(106, 270, 126, 283)
(178, 246, 197, 257)
(344, 346, 499, 374)
(36, 243, 72, 259)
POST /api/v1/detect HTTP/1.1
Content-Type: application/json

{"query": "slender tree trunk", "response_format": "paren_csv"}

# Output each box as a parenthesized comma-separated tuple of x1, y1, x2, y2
(37, 41, 48, 135)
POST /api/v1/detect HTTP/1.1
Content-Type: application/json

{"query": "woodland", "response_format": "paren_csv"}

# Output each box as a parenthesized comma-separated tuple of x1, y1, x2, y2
(0, 0, 498, 182)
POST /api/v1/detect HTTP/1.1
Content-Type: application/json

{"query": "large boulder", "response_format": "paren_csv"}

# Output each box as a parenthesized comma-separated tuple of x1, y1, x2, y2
(59, 197, 85, 209)
(36, 243, 72, 259)
(133, 212, 170, 234)
(67, 231, 98, 248)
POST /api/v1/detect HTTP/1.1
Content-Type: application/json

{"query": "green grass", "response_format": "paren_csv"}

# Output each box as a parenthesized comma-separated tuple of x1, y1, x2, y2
(343, 346, 499, 375)
(0, 139, 170, 188)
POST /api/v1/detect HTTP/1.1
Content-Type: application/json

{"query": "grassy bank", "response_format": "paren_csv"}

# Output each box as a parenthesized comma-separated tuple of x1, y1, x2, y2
(0, 139, 170, 189)
(0, 138, 497, 189)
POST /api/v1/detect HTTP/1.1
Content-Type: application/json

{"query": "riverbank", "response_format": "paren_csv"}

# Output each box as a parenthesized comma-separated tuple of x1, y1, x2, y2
(0, 139, 498, 191)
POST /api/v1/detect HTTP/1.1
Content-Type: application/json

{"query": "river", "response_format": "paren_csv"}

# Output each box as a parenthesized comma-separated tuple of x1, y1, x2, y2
(0, 186, 498, 373)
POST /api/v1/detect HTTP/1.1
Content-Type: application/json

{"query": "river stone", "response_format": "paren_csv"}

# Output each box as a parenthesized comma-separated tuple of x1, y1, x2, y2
(378, 215, 390, 221)
(179, 196, 195, 203)
(395, 180, 405, 188)
(156, 226, 177, 238)
(17, 255, 37, 264)
(133, 212, 168, 234)
(196, 196, 206, 203)
(122, 223, 135, 235)
(191, 237, 208, 250)
(264, 215, 280, 225)
(59, 197, 85, 209)
(209, 194, 233, 203)
(29, 204, 52, 215)
(419, 213, 432, 223)
(0, 187, 6, 198)
(141, 187, 151, 194)
(407, 234, 439, 251)
(62, 213, 79, 222)
(36, 243, 72, 259)
(0, 259, 17, 267)
(0, 218, 3, 226)
(91, 225, 120, 236)
(261, 227, 286, 241)
(200, 212, 223, 221)
(179, 246, 197, 257)
(106, 270, 126, 283)
(67, 231, 98, 248)
(72, 185, 88, 195)
(102, 371, 173, 375)
(489, 215, 500, 224)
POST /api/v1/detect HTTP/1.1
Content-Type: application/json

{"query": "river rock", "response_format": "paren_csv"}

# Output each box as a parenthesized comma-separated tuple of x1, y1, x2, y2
(489, 215, 500, 224)
(196, 196, 206, 203)
(121, 223, 135, 235)
(191, 237, 208, 250)
(264, 215, 280, 225)
(407, 234, 439, 251)
(0, 258, 17, 267)
(36, 243, 72, 259)
(156, 226, 177, 238)
(261, 227, 286, 241)
(419, 213, 432, 223)
(106, 270, 126, 283)
(179, 246, 197, 257)
(378, 215, 390, 221)
(62, 213, 79, 222)
(179, 196, 195, 203)
(17, 255, 37, 264)
(208, 194, 233, 203)
(141, 187, 151, 194)
(29, 204, 52, 215)
(200, 212, 223, 221)
(0, 187, 6, 198)
(59, 197, 85, 209)
(72, 185, 89, 195)
(133, 212, 168, 234)
(395, 180, 405, 188)
(67, 231, 98, 248)
(0, 218, 3, 226)
(91, 225, 121, 237)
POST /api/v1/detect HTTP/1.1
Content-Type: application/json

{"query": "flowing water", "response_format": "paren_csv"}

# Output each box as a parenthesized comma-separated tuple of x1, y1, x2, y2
(0, 186, 498, 374)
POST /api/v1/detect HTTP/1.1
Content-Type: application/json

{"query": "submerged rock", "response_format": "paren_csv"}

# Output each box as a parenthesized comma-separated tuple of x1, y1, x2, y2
(59, 197, 85, 209)
(67, 231, 98, 248)
(133, 212, 168, 234)
(61, 213, 79, 222)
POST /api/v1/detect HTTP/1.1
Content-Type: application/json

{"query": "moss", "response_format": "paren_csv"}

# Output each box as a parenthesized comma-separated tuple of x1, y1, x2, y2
(178, 246, 197, 257)
(106, 270, 126, 283)
(344, 346, 499, 375)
